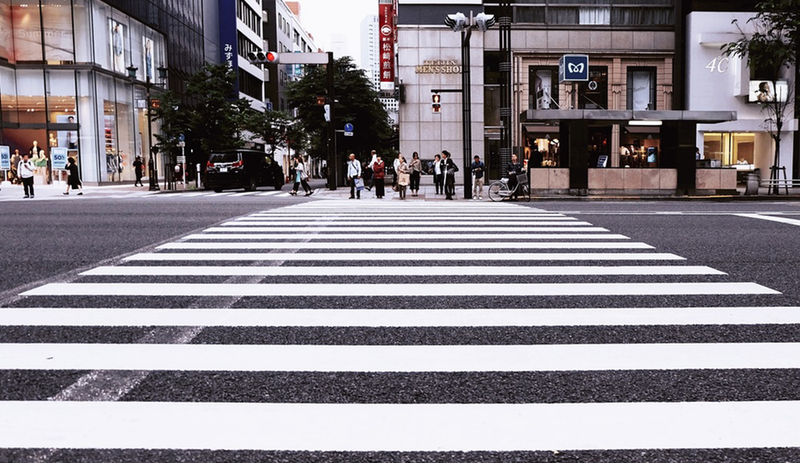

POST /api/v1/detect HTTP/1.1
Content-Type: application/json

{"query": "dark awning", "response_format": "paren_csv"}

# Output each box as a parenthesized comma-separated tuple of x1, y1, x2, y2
(522, 110, 737, 124)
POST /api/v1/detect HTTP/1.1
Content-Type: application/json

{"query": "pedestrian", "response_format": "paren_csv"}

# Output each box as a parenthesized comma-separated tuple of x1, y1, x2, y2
(18, 153, 35, 198)
(506, 154, 523, 200)
(133, 156, 144, 187)
(432, 153, 443, 195)
(373, 154, 386, 199)
(396, 154, 409, 200)
(291, 154, 313, 196)
(442, 150, 458, 200)
(63, 157, 83, 195)
(392, 154, 401, 188)
(347, 153, 362, 199)
(471, 154, 485, 200)
(10, 149, 20, 184)
(365, 150, 377, 191)
(409, 151, 422, 196)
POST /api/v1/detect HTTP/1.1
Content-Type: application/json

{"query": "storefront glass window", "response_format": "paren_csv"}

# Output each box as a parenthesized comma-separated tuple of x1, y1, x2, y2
(42, 0, 74, 64)
(11, 0, 43, 63)
(529, 67, 559, 110)
(621, 127, 660, 168)
(17, 69, 46, 124)
(73, 0, 91, 63)
(579, 67, 608, 109)
(0, 0, 13, 64)
(703, 133, 755, 166)
(0, 66, 19, 124)
(46, 70, 76, 123)
(627, 67, 656, 110)
(92, 2, 112, 71)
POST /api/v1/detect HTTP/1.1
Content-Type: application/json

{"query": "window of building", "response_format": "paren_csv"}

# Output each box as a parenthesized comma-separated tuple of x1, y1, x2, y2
(627, 67, 656, 110)
(529, 66, 559, 110)
(239, 69, 263, 100)
(580, 7, 610, 25)
(703, 132, 755, 166)
(579, 67, 608, 109)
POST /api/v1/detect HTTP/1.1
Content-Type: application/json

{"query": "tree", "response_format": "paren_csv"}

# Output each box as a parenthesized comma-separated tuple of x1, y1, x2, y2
(249, 109, 292, 157)
(286, 56, 392, 162)
(723, 8, 796, 193)
(152, 63, 254, 159)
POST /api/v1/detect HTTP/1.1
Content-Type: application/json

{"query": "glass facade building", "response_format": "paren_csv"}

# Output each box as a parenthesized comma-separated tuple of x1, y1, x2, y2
(0, 0, 204, 184)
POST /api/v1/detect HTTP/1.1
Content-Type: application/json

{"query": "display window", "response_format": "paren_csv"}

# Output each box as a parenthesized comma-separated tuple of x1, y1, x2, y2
(620, 127, 661, 168)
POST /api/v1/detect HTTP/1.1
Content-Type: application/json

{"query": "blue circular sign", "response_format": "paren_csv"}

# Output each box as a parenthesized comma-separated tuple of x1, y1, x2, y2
(344, 123, 354, 132)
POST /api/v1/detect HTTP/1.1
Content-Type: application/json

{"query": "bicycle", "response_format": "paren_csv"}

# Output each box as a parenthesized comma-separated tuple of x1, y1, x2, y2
(488, 172, 531, 202)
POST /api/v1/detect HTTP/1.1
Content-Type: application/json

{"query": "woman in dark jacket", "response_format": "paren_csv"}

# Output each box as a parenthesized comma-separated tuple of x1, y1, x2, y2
(442, 150, 458, 200)
(133, 156, 144, 187)
(63, 157, 83, 195)
(373, 155, 386, 199)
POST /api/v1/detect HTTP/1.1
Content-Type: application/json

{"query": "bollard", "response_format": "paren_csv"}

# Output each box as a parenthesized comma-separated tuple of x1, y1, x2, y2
(744, 172, 759, 196)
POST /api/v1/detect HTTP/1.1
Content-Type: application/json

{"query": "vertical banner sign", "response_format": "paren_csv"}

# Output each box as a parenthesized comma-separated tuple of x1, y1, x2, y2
(219, 0, 240, 94)
(379, 0, 395, 91)
(0, 146, 10, 171)
(51, 148, 68, 170)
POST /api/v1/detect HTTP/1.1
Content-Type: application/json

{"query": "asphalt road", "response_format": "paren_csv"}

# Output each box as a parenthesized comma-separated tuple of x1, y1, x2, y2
(1, 194, 799, 462)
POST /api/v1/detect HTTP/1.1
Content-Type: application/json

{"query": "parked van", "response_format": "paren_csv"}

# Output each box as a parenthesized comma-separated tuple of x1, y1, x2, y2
(205, 149, 284, 192)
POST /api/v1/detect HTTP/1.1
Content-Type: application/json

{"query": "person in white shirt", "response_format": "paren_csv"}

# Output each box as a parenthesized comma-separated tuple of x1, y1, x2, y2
(433, 153, 443, 194)
(347, 153, 362, 199)
(18, 153, 36, 198)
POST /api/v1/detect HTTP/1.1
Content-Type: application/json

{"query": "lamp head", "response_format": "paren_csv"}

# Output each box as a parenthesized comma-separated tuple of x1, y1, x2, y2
(444, 12, 468, 32)
(475, 12, 496, 32)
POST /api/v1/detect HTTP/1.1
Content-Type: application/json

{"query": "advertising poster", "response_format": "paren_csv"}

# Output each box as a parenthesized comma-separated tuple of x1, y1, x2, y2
(109, 19, 126, 74)
(378, 0, 395, 91)
(0, 146, 10, 171)
(535, 71, 552, 109)
(11, 4, 42, 62)
(749, 80, 788, 103)
(41, 3, 75, 62)
(51, 148, 68, 170)
(0, 4, 12, 62)
(143, 37, 155, 82)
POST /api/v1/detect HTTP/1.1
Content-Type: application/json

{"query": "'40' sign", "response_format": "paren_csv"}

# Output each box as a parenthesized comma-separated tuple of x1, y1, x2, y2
(559, 54, 590, 83)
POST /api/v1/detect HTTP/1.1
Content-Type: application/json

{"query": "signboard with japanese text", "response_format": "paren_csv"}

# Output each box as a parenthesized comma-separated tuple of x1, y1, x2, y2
(218, 0, 239, 93)
(0, 146, 9, 170)
(379, 0, 395, 91)
(51, 148, 68, 170)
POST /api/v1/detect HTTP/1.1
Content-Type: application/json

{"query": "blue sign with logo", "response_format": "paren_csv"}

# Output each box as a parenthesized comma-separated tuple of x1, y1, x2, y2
(559, 54, 589, 83)
(344, 123, 354, 132)
(0, 146, 9, 170)
(51, 148, 68, 170)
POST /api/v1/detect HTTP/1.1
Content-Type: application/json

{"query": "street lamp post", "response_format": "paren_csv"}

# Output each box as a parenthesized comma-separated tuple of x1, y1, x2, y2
(127, 64, 167, 191)
(445, 12, 495, 199)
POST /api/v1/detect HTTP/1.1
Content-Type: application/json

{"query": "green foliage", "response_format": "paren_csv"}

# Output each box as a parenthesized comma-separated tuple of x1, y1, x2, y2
(722, 2, 797, 79)
(286, 56, 392, 160)
(152, 63, 255, 158)
(248, 109, 292, 156)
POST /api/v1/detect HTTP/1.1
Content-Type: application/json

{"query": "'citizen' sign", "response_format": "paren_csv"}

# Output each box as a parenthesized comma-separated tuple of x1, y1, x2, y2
(415, 60, 462, 74)
(559, 54, 589, 82)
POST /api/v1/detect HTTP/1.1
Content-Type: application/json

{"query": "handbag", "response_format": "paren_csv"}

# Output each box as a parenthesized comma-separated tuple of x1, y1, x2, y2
(355, 178, 365, 191)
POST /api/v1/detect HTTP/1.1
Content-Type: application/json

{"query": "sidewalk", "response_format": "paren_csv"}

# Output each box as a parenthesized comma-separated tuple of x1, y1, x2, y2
(0, 181, 155, 201)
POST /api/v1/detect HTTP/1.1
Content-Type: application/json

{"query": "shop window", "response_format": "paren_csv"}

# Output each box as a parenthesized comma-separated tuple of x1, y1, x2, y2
(16, 69, 46, 124)
(703, 132, 755, 166)
(0, 0, 13, 63)
(0, 66, 19, 124)
(529, 67, 559, 110)
(42, 0, 75, 64)
(578, 67, 607, 110)
(621, 128, 661, 168)
(627, 67, 656, 110)
(11, 0, 43, 63)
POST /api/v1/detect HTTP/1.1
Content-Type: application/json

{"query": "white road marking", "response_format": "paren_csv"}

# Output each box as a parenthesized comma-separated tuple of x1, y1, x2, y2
(183, 233, 632, 240)
(221, 220, 594, 226)
(257, 191, 284, 196)
(1, 401, 799, 451)
(156, 242, 654, 250)
(205, 226, 611, 232)
(227, 191, 259, 197)
(21, 282, 777, 297)
(121, 252, 684, 261)
(5, 306, 799, 328)
(736, 213, 800, 227)
(247, 213, 568, 218)
(0, 342, 796, 371)
(82, 265, 721, 277)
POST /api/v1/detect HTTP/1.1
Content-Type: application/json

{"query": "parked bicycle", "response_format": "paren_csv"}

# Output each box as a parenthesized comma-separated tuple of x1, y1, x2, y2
(488, 172, 531, 202)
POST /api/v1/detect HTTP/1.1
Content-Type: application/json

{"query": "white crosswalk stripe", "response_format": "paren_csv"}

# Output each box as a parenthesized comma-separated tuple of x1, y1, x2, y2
(2, 199, 792, 458)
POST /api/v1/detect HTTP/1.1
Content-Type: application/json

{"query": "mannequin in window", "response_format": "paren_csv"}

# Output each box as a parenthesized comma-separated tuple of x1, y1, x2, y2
(66, 116, 78, 149)
(49, 133, 58, 148)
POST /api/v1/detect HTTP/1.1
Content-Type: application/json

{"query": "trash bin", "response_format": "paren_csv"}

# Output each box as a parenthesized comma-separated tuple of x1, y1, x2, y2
(745, 169, 760, 196)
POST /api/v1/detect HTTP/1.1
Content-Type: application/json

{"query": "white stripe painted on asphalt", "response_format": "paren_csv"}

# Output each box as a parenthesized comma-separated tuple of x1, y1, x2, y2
(228, 191, 259, 197)
(248, 214, 568, 218)
(156, 242, 654, 250)
(7, 306, 799, 328)
(257, 191, 284, 196)
(21, 282, 777, 297)
(204, 226, 611, 232)
(0, 342, 796, 371)
(183, 233, 632, 240)
(736, 213, 800, 227)
(81, 265, 723, 277)
(241, 216, 575, 221)
(121, 252, 683, 261)
(221, 220, 594, 226)
(2, 401, 799, 451)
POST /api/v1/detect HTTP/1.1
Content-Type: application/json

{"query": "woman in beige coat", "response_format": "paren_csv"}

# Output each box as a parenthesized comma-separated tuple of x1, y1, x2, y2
(396, 154, 410, 200)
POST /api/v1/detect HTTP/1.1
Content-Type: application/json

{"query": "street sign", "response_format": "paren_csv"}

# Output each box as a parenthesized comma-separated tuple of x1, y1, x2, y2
(0, 146, 9, 170)
(179, 133, 185, 142)
(559, 54, 589, 82)
(344, 123, 354, 132)
(51, 148, 68, 170)
(177, 156, 186, 163)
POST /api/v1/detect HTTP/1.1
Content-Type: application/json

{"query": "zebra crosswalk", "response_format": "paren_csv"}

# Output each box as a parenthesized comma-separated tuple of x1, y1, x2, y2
(1, 200, 798, 460)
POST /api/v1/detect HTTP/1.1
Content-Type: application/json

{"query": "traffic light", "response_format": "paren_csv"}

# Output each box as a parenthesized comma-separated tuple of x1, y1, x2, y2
(246, 51, 280, 64)
(431, 93, 441, 113)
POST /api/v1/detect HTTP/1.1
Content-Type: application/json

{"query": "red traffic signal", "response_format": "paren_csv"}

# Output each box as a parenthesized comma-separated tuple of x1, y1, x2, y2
(431, 93, 441, 113)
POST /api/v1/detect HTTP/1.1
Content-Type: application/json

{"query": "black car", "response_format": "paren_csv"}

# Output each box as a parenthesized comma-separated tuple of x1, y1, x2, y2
(205, 149, 284, 192)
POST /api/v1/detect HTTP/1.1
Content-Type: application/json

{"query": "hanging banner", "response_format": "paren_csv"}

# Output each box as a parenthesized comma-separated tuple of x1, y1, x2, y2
(379, 0, 395, 91)
(218, 0, 239, 94)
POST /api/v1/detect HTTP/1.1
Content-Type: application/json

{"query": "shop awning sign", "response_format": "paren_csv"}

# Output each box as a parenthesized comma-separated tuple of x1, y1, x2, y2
(0, 146, 9, 170)
(51, 148, 68, 170)
(559, 54, 589, 83)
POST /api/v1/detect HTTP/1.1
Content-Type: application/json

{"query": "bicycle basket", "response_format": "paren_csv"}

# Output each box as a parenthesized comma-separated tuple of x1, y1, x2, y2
(516, 173, 529, 184)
